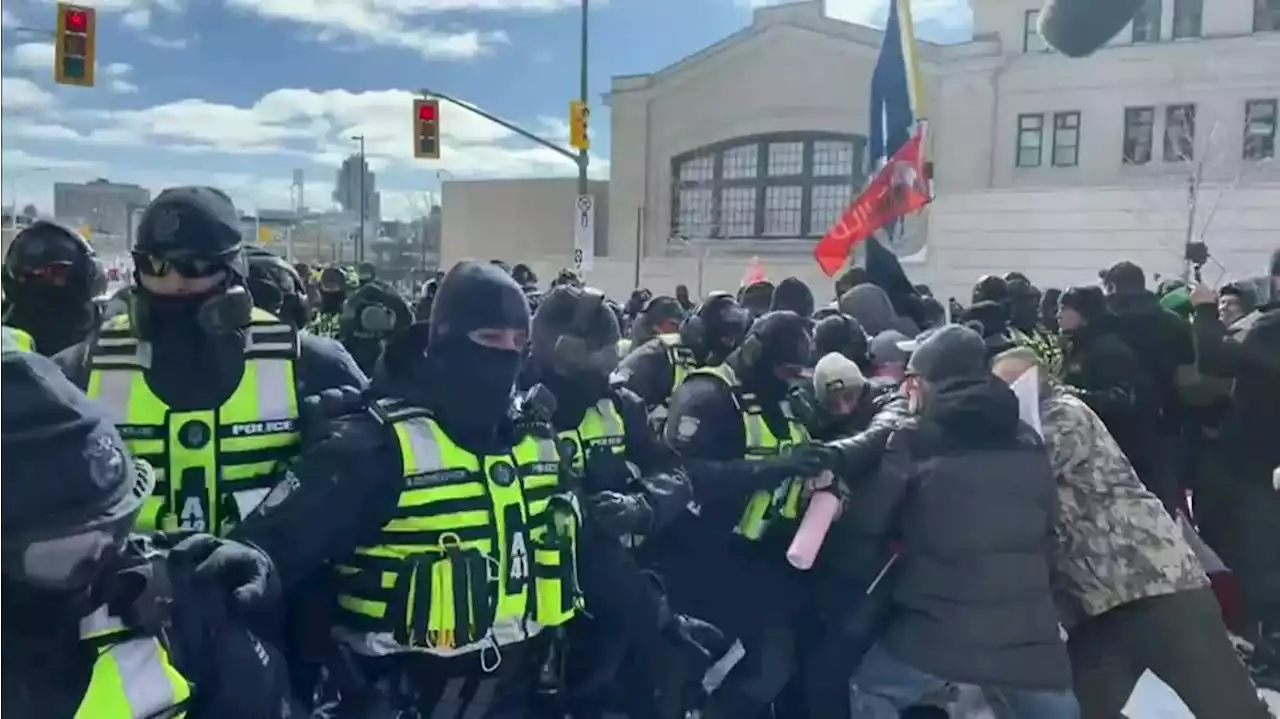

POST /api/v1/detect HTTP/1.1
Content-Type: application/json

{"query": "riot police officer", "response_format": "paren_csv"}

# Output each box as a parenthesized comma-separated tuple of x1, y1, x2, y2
(307, 265, 349, 338)
(246, 247, 311, 330)
(1, 342, 301, 719)
(525, 284, 716, 717)
(338, 279, 413, 375)
(232, 261, 715, 718)
(51, 186, 367, 536)
(1, 220, 106, 355)
(614, 291, 750, 432)
(658, 310, 842, 718)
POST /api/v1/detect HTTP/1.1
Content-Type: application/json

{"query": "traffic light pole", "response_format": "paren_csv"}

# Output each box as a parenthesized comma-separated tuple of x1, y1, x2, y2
(419, 89, 582, 167)
(577, 0, 590, 196)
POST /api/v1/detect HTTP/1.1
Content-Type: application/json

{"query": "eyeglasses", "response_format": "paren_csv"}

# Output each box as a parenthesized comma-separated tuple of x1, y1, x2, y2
(133, 252, 227, 279)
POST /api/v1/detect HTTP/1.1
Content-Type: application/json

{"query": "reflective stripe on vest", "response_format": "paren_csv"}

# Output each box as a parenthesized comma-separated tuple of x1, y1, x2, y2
(333, 398, 582, 666)
(76, 606, 190, 719)
(2, 325, 35, 353)
(647, 334, 700, 433)
(86, 308, 301, 535)
(689, 364, 809, 540)
(557, 398, 643, 547)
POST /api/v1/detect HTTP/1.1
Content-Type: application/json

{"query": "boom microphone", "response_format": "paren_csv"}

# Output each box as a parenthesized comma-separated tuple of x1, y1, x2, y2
(1038, 0, 1145, 58)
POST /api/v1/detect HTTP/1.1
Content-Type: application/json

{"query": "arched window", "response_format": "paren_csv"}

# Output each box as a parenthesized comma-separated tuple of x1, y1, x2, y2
(670, 132, 868, 241)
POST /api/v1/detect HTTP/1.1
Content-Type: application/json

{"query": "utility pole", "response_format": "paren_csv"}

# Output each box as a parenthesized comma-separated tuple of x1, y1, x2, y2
(577, 0, 590, 196)
(352, 134, 366, 263)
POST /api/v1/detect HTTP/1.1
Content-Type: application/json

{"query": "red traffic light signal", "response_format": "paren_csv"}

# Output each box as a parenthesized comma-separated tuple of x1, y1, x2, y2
(418, 103, 436, 122)
(65, 9, 87, 32)
(413, 99, 441, 160)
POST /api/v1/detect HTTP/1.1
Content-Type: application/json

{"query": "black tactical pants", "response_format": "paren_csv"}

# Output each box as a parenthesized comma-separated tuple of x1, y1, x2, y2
(1066, 588, 1272, 718)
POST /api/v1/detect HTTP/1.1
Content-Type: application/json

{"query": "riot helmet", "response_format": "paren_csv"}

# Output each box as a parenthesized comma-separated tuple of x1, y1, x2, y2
(2, 220, 106, 304)
(531, 284, 621, 379)
(680, 291, 750, 365)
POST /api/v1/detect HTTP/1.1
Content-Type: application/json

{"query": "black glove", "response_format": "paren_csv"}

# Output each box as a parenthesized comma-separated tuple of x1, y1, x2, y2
(587, 491, 654, 535)
(299, 386, 365, 445)
(168, 534, 279, 615)
(787, 443, 841, 477)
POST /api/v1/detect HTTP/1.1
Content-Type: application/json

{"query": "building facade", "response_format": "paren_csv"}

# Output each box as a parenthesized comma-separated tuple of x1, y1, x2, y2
(53, 179, 151, 239)
(444, 0, 1280, 299)
(440, 178, 610, 266)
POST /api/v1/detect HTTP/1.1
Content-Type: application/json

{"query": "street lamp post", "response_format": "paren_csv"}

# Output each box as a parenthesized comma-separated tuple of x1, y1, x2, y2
(351, 134, 366, 264)
(577, 0, 589, 197)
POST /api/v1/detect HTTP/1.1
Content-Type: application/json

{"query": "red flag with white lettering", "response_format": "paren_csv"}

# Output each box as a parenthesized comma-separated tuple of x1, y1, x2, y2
(813, 121, 931, 277)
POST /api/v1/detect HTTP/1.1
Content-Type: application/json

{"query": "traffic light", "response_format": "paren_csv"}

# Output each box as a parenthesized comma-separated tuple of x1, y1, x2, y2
(54, 3, 96, 87)
(413, 98, 441, 160)
(569, 100, 589, 151)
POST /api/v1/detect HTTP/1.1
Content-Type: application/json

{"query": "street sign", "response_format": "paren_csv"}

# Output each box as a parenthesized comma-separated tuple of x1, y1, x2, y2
(573, 194, 594, 274)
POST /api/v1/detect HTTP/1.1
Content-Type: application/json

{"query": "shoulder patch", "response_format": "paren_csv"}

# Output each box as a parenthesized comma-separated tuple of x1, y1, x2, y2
(676, 415, 700, 439)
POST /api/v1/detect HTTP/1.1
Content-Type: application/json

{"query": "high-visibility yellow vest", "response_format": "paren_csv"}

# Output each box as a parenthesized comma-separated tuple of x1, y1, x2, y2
(86, 308, 301, 535)
(2, 325, 35, 353)
(306, 311, 341, 339)
(646, 333, 700, 433)
(688, 364, 809, 540)
(332, 397, 583, 667)
(76, 605, 191, 719)
(558, 397, 646, 546)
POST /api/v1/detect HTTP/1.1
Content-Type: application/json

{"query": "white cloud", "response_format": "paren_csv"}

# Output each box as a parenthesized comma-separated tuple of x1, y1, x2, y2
(0, 148, 102, 171)
(0, 76, 55, 111)
(2, 7, 20, 24)
(746, 0, 973, 43)
(9, 42, 55, 73)
(144, 34, 193, 49)
(110, 79, 141, 93)
(2, 85, 610, 219)
(220, 0, 588, 60)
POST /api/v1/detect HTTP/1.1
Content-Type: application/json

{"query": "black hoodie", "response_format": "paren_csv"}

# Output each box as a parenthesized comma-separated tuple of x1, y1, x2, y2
(1106, 289, 1195, 428)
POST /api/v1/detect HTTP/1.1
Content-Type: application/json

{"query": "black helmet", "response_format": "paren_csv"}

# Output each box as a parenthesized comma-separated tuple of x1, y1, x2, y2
(530, 284, 620, 376)
(680, 291, 750, 364)
(319, 266, 348, 292)
(246, 248, 308, 328)
(2, 220, 106, 300)
(132, 186, 245, 279)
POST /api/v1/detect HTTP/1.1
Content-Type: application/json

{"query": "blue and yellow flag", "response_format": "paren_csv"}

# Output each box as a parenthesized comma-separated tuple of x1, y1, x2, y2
(868, 0, 925, 168)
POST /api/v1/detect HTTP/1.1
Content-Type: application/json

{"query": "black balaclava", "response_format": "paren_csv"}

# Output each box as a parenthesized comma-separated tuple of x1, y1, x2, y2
(318, 267, 347, 315)
(427, 261, 531, 451)
(2, 223, 102, 355)
(530, 285, 621, 428)
(770, 277, 816, 318)
(731, 310, 812, 401)
(814, 313, 870, 371)
(1007, 280, 1043, 334)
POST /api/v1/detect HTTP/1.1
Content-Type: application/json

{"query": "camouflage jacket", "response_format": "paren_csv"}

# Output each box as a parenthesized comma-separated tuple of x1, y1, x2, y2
(1040, 389, 1207, 623)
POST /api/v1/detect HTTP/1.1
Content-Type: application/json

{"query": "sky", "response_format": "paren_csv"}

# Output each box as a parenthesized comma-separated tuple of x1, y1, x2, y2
(0, 0, 972, 221)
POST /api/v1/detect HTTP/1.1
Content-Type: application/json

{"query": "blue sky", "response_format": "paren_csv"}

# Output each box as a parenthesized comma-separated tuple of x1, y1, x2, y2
(1, 0, 971, 220)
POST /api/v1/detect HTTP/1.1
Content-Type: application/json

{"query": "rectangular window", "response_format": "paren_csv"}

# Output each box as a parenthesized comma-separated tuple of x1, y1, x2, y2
(677, 155, 713, 183)
(720, 144, 759, 180)
(766, 142, 804, 176)
(808, 185, 854, 236)
(1023, 9, 1048, 52)
(812, 140, 856, 176)
(762, 186, 803, 237)
(1123, 106, 1155, 165)
(674, 188, 714, 238)
(719, 187, 757, 237)
(1244, 99, 1278, 160)
(1173, 0, 1203, 38)
(1052, 112, 1081, 167)
(1164, 104, 1197, 162)
(1256, 0, 1280, 31)
(1016, 113, 1044, 167)
(1132, 0, 1161, 42)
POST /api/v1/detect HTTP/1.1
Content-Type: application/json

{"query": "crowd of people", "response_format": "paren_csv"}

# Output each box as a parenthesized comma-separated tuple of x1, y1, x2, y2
(2, 184, 1278, 719)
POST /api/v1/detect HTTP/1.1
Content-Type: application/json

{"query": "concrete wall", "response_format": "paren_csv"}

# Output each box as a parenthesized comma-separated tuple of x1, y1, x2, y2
(439, 178, 608, 266)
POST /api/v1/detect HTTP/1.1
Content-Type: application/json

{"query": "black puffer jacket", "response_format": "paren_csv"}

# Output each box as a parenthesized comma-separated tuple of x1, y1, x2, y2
(1107, 289, 1195, 429)
(867, 376, 1071, 692)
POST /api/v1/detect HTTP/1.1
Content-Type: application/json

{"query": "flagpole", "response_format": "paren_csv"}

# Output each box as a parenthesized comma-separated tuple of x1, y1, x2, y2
(896, 0, 925, 121)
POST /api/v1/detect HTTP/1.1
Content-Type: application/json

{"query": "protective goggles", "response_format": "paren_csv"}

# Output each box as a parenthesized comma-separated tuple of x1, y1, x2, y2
(2, 458, 155, 591)
(133, 252, 229, 279)
(11, 262, 74, 286)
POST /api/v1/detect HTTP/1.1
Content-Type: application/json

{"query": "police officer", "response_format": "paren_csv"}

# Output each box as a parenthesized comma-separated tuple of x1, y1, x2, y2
(307, 265, 349, 338)
(246, 247, 311, 330)
(338, 279, 413, 375)
(525, 284, 716, 717)
(621, 295, 685, 357)
(51, 186, 367, 536)
(658, 310, 842, 718)
(1, 220, 107, 355)
(614, 291, 750, 432)
(1, 342, 301, 719)
(232, 261, 714, 718)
